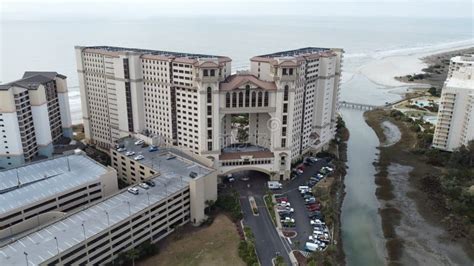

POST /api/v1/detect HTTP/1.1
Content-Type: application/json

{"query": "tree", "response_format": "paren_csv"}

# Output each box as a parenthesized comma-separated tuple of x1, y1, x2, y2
(125, 248, 140, 266)
(428, 86, 438, 96)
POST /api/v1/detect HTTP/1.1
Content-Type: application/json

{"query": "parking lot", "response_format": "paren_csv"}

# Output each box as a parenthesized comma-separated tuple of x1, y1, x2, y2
(277, 157, 331, 251)
(219, 156, 333, 265)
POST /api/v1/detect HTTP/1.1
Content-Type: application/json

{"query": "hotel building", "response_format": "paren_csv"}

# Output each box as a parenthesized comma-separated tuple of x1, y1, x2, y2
(76, 46, 343, 180)
(0, 72, 73, 169)
(433, 55, 474, 151)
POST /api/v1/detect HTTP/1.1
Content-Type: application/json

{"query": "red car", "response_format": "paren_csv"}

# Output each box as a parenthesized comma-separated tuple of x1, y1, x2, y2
(276, 197, 288, 203)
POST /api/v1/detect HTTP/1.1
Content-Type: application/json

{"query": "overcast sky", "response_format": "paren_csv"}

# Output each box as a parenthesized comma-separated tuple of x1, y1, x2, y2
(1, 0, 473, 20)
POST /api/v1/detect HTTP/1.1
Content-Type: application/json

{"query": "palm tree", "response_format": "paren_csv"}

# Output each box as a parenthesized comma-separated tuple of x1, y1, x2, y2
(125, 248, 140, 266)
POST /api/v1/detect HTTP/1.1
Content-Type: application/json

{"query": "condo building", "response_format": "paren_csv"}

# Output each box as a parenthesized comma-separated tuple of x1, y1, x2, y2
(433, 54, 474, 151)
(0, 72, 73, 169)
(0, 145, 217, 266)
(76, 46, 342, 180)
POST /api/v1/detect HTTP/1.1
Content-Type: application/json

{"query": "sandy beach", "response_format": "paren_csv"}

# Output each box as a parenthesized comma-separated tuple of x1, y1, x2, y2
(357, 39, 474, 88)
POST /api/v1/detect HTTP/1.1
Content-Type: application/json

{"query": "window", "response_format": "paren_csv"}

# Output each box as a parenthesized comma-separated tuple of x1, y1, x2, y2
(251, 91, 257, 106)
(232, 93, 237, 107)
(284, 85, 289, 101)
(264, 91, 269, 106)
(207, 106, 212, 115)
(225, 92, 230, 107)
(289, 68, 294, 75)
(238, 92, 244, 107)
(283, 103, 288, 113)
(208, 142, 212, 151)
(210, 69, 215, 76)
(207, 87, 212, 103)
(281, 139, 286, 148)
(203, 69, 209, 76)
(282, 68, 287, 75)
(207, 118, 212, 127)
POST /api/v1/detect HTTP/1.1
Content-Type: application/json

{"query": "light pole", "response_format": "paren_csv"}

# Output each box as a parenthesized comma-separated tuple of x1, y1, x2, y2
(105, 211, 110, 226)
(24, 251, 28, 266)
(81, 223, 86, 240)
(54, 236, 60, 256)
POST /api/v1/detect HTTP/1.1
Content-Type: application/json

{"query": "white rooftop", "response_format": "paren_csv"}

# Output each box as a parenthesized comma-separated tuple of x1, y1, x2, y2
(0, 154, 109, 215)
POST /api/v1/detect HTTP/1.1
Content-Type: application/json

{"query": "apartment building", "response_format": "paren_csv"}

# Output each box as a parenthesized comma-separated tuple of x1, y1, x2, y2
(0, 72, 73, 169)
(0, 151, 117, 235)
(0, 146, 217, 266)
(76, 46, 342, 180)
(433, 54, 474, 151)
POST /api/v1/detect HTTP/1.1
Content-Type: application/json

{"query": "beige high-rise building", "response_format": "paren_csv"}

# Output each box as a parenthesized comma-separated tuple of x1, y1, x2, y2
(76, 46, 343, 180)
(0, 72, 73, 169)
(433, 54, 474, 151)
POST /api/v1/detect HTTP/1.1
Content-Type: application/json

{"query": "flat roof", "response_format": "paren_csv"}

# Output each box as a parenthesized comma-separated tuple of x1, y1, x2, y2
(220, 144, 273, 160)
(115, 138, 212, 179)
(0, 154, 109, 215)
(0, 173, 188, 265)
(83, 46, 227, 60)
(255, 47, 331, 59)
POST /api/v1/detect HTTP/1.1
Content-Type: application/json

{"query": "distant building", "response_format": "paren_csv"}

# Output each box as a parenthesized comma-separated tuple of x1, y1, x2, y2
(433, 55, 474, 151)
(0, 72, 73, 168)
(0, 151, 117, 234)
(76, 46, 342, 180)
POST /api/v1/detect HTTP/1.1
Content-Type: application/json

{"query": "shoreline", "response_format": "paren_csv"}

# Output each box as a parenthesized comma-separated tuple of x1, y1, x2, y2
(357, 43, 474, 89)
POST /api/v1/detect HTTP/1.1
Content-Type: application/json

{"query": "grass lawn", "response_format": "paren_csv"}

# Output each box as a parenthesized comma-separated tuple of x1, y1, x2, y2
(137, 214, 245, 266)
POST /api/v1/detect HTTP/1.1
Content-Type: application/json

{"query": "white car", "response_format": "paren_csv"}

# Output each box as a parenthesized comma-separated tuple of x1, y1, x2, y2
(134, 139, 144, 145)
(127, 187, 139, 195)
(134, 155, 144, 160)
(281, 217, 295, 223)
(139, 183, 150, 189)
(117, 147, 127, 152)
(310, 219, 325, 225)
(125, 151, 135, 156)
(278, 201, 291, 207)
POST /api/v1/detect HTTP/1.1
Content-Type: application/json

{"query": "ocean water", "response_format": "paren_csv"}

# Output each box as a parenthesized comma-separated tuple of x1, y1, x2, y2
(0, 16, 472, 123)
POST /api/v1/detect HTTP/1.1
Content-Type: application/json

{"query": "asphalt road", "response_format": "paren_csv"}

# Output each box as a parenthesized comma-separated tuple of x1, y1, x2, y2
(231, 171, 291, 266)
(228, 159, 328, 265)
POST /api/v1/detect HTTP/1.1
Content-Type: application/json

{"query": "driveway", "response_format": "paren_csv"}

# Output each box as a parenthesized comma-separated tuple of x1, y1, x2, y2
(231, 171, 292, 266)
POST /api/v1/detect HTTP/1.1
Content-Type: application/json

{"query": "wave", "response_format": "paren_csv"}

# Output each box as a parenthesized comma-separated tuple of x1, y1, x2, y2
(372, 38, 474, 59)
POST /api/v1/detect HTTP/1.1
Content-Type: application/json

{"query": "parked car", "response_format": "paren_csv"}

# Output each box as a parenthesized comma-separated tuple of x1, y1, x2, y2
(125, 151, 135, 156)
(225, 174, 235, 183)
(134, 139, 144, 145)
(139, 183, 150, 189)
(281, 217, 295, 223)
(305, 198, 317, 204)
(276, 197, 289, 203)
(278, 201, 291, 207)
(276, 206, 294, 213)
(127, 187, 139, 195)
(310, 219, 325, 225)
(145, 180, 156, 187)
(268, 181, 283, 190)
(134, 155, 144, 160)
(148, 145, 158, 152)
(117, 147, 127, 152)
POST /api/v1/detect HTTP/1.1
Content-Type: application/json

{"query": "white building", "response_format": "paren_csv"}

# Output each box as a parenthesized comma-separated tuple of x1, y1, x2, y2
(0, 151, 117, 235)
(433, 54, 474, 151)
(76, 46, 343, 180)
(0, 72, 73, 169)
(0, 146, 217, 266)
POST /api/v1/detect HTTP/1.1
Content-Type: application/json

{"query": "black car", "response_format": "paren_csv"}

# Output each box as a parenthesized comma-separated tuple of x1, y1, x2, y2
(145, 180, 156, 187)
